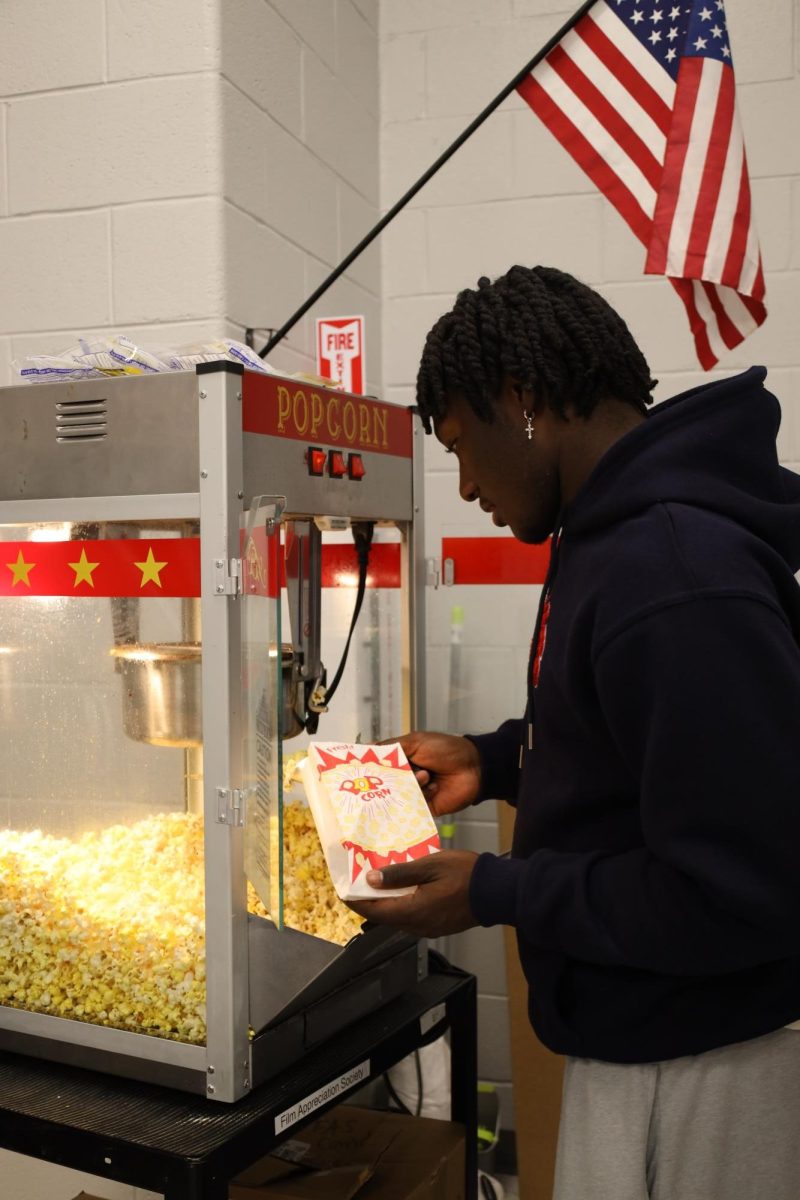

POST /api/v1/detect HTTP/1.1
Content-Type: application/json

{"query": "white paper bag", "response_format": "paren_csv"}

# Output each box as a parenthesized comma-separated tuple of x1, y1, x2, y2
(300, 742, 440, 901)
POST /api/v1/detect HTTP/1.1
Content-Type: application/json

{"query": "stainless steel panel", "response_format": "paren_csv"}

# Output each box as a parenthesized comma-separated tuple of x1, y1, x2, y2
(0, 1003, 205, 1067)
(198, 369, 251, 1103)
(247, 915, 340, 1034)
(243, 432, 412, 521)
(0, 493, 200, 523)
(0, 1026, 207, 1094)
(0, 374, 199, 500)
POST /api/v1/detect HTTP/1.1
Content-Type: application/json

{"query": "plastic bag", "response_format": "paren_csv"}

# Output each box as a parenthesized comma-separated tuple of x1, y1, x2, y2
(14, 335, 276, 383)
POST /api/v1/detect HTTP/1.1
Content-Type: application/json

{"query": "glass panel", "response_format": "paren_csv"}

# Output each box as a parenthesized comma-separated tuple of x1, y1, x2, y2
(0, 520, 207, 1044)
(241, 499, 283, 928)
(280, 522, 404, 946)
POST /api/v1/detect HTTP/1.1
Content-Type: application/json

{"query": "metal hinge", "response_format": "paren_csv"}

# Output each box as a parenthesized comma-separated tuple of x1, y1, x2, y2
(425, 556, 454, 588)
(214, 556, 242, 595)
(217, 787, 247, 826)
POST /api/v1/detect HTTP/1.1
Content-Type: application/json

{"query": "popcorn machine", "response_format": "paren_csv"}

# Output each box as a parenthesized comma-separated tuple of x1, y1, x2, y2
(0, 363, 427, 1102)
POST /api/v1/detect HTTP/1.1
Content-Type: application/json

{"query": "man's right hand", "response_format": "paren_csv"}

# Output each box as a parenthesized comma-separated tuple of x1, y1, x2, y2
(396, 731, 482, 818)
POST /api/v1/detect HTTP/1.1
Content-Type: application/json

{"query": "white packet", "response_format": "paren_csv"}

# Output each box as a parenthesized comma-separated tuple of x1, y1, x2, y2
(15, 354, 105, 383)
(162, 338, 276, 374)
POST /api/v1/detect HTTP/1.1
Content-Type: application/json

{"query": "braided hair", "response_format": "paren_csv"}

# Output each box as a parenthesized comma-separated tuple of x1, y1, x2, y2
(415, 265, 656, 432)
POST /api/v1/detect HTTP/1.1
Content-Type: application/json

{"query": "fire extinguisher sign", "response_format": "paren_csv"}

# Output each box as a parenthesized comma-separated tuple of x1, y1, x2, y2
(316, 315, 366, 395)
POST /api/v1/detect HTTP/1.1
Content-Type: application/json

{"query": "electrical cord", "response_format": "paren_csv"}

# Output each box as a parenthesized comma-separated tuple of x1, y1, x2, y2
(383, 1072, 413, 1116)
(381, 1049, 424, 1117)
(316, 520, 374, 710)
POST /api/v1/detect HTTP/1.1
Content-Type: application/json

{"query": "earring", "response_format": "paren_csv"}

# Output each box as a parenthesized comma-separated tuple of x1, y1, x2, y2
(524, 411, 534, 440)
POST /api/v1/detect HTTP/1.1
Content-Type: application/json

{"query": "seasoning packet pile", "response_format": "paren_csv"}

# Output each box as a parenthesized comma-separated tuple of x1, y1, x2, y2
(300, 742, 440, 901)
(14, 334, 276, 383)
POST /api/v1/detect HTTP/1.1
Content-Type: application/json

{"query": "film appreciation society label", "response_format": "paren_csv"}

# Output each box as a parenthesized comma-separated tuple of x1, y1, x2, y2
(274, 1060, 370, 1134)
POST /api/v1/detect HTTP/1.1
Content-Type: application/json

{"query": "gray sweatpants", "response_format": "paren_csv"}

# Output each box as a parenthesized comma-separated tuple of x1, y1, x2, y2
(552, 1026, 800, 1200)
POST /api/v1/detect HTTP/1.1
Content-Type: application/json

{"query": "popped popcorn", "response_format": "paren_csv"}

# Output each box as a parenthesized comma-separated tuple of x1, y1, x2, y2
(248, 802, 364, 944)
(0, 803, 362, 1045)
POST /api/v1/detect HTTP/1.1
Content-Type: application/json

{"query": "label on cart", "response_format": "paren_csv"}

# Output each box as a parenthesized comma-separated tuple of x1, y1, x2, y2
(420, 1002, 447, 1037)
(274, 1059, 370, 1134)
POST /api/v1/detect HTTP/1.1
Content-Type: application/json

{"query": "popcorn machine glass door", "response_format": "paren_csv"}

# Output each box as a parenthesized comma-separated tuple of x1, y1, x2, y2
(277, 522, 405, 946)
(0, 519, 208, 1046)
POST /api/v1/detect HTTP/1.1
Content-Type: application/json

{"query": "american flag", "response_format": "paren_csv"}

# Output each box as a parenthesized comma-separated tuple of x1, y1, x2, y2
(517, 0, 766, 368)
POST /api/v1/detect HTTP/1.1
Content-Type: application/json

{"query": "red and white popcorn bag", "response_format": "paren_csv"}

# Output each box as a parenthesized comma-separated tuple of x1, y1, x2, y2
(300, 742, 440, 901)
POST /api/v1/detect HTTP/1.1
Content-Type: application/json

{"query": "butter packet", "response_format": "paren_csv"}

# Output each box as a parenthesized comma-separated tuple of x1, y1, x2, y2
(300, 742, 440, 901)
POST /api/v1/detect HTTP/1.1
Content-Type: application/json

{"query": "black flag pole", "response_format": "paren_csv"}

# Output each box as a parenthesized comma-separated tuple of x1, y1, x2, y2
(253, 0, 596, 359)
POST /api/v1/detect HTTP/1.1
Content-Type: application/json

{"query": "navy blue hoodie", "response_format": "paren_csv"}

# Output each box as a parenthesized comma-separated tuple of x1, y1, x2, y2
(467, 366, 800, 1063)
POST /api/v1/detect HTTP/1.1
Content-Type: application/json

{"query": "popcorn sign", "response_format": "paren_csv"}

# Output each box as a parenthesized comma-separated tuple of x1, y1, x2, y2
(316, 315, 365, 395)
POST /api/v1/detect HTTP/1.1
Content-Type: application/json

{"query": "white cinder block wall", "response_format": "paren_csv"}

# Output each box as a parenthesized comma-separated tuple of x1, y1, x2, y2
(0, 1, 378, 1196)
(379, 0, 800, 1134)
(0, 0, 380, 390)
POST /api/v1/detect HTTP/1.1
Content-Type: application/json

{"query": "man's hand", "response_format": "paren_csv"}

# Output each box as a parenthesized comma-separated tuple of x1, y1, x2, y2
(395, 732, 482, 818)
(347, 850, 479, 938)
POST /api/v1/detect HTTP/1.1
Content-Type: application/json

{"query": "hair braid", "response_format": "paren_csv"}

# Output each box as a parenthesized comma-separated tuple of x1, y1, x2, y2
(415, 265, 656, 432)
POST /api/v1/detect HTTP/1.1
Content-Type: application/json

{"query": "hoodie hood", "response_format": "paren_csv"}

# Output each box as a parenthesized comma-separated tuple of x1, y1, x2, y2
(565, 366, 800, 571)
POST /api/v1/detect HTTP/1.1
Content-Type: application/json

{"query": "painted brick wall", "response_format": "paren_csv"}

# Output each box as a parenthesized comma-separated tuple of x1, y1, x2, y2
(0, 0, 380, 390)
(380, 0, 800, 1131)
(0, 2, 378, 1196)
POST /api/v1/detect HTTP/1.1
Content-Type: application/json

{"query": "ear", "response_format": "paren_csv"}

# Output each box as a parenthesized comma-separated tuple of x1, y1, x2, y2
(507, 379, 541, 418)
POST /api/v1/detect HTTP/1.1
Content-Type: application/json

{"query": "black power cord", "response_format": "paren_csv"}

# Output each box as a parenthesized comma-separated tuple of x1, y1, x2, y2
(382, 1049, 424, 1118)
(319, 521, 374, 710)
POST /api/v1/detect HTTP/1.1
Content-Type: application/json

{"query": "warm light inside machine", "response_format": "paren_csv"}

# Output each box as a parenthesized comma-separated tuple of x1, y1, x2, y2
(29, 522, 71, 542)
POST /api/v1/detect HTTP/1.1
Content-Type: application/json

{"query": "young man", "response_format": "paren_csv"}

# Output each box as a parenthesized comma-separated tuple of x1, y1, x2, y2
(348, 265, 800, 1198)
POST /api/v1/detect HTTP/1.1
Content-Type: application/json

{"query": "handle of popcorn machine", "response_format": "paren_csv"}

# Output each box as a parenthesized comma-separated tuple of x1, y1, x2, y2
(285, 519, 325, 736)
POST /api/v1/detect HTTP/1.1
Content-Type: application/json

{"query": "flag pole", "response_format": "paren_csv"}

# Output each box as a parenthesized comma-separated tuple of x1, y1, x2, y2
(253, 0, 597, 358)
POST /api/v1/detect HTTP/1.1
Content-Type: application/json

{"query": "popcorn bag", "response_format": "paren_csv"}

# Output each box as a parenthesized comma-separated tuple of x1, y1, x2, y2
(300, 743, 440, 901)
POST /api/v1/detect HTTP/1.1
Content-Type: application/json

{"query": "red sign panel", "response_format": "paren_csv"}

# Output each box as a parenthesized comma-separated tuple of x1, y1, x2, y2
(0, 539, 201, 598)
(0, 538, 401, 598)
(316, 315, 365, 394)
(243, 373, 412, 459)
(441, 537, 550, 585)
(321, 543, 400, 589)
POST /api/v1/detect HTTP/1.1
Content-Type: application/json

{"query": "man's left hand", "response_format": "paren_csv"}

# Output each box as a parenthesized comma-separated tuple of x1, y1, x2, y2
(347, 850, 479, 938)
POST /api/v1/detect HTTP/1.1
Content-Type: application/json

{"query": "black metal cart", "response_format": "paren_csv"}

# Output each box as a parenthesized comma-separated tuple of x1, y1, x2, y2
(0, 962, 477, 1200)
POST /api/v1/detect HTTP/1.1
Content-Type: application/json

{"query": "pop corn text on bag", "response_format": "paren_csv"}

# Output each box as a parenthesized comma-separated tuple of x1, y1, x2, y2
(300, 742, 440, 901)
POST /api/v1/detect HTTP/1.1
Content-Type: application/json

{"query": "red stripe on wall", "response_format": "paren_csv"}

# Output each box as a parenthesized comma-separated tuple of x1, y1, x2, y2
(321, 543, 401, 588)
(442, 537, 550, 585)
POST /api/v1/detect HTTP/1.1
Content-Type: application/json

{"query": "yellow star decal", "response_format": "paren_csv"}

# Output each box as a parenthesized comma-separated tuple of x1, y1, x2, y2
(6, 551, 35, 587)
(134, 546, 168, 588)
(68, 547, 100, 588)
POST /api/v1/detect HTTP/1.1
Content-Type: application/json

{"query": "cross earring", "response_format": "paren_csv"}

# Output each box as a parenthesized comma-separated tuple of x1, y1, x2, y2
(524, 411, 534, 440)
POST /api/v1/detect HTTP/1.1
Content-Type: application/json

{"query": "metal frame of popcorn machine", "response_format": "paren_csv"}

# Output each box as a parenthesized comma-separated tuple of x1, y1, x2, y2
(0, 361, 427, 1102)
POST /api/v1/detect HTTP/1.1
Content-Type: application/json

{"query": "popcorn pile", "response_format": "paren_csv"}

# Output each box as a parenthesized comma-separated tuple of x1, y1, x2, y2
(0, 803, 362, 1045)
(248, 802, 364, 945)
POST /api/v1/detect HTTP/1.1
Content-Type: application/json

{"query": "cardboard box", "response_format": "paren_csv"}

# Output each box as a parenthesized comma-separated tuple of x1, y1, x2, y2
(498, 803, 564, 1200)
(230, 1105, 465, 1200)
